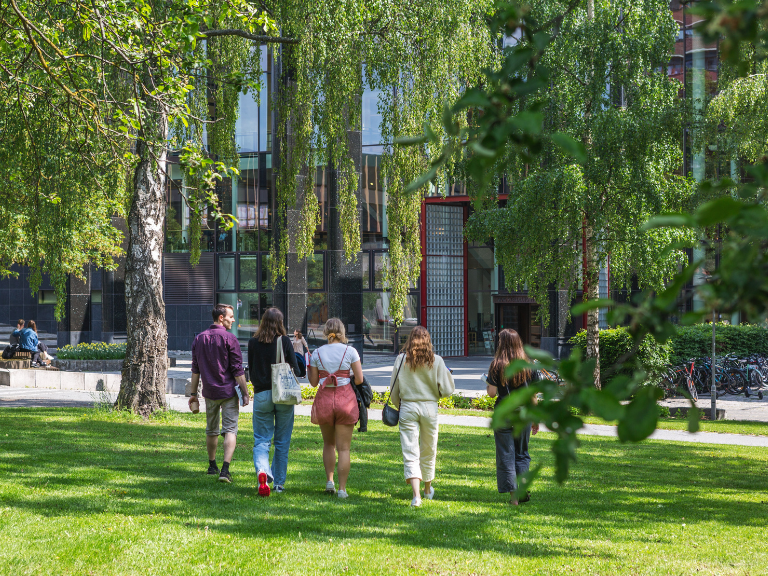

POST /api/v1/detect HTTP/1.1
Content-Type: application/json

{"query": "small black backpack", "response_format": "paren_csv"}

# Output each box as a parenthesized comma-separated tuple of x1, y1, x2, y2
(2, 344, 19, 359)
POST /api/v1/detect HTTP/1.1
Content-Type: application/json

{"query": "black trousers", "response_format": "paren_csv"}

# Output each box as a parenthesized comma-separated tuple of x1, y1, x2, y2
(22, 348, 42, 364)
(494, 424, 532, 493)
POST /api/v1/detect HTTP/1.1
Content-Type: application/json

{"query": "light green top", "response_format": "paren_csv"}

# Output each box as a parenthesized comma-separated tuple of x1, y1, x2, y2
(389, 353, 455, 406)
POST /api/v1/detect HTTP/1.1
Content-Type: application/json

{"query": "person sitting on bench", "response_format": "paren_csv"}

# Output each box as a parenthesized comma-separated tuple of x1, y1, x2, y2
(8, 319, 24, 346)
(12, 320, 47, 367)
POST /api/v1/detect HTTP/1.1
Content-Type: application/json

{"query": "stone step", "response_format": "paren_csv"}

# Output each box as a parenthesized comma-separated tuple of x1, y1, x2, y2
(0, 367, 187, 395)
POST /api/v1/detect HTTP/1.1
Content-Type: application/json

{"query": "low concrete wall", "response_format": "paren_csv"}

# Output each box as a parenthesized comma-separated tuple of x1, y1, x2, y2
(0, 368, 186, 394)
(52, 358, 176, 372)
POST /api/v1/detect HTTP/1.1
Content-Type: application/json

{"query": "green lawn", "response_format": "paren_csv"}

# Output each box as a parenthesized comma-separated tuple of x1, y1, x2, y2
(1, 408, 767, 575)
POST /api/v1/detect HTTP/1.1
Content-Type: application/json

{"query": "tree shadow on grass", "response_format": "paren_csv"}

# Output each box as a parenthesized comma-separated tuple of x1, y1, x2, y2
(1, 408, 767, 559)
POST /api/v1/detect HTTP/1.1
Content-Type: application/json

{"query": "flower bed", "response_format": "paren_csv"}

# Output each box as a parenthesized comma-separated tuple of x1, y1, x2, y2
(56, 343, 127, 360)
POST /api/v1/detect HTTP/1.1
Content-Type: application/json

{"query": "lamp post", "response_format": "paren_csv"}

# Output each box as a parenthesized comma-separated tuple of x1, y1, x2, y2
(711, 309, 717, 421)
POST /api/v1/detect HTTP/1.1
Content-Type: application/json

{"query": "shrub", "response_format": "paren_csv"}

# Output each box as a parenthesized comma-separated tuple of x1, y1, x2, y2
(669, 323, 768, 365)
(56, 342, 127, 360)
(569, 327, 672, 387)
(301, 385, 317, 400)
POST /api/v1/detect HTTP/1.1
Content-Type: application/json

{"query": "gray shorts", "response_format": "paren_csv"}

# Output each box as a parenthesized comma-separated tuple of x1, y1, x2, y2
(205, 396, 239, 436)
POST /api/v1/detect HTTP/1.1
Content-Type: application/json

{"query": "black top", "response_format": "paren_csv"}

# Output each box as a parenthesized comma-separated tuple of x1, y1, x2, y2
(247, 335, 301, 394)
(486, 368, 541, 408)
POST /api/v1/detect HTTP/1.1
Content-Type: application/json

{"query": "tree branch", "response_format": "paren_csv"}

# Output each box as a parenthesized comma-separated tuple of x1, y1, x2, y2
(200, 29, 299, 44)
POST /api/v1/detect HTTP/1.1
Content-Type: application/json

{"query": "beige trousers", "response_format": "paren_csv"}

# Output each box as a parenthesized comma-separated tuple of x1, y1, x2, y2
(399, 400, 439, 482)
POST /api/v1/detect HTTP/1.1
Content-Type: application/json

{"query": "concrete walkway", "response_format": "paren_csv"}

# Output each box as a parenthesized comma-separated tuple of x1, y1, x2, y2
(2, 387, 767, 448)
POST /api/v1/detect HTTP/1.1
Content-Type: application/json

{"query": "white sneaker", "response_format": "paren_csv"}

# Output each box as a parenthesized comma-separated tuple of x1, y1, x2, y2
(337, 489, 348, 499)
(425, 486, 435, 500)
(325, 481, 336, 494)
(411, 497, 422, 507)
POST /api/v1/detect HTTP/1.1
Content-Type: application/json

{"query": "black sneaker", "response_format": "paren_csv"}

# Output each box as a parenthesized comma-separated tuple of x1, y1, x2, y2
(218, 469, 232, 484)
(207, 463, 220, 476)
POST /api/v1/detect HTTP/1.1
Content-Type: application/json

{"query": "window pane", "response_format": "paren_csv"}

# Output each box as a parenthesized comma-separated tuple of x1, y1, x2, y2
(261, 253, 272, 290)
(306, 293, 328, 346)
(237, 167, 259, 252)
(240, 255, 259, 290)
(468, 291, 495, 355)
(468, 246, 494, 291)
(308, 253, 324, 290)
(363, 291, 394, 353)
(373, 252, 388, 289)
(235, 293, 261, 339)
(218, 256, 236, 290)
(362, 252, 370, 290)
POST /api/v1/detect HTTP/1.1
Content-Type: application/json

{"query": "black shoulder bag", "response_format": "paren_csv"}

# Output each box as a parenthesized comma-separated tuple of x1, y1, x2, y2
(382, 355, 405, 427)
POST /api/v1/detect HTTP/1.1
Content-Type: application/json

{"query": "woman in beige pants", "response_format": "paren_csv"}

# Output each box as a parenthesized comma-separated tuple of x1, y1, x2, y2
(390, 326, 455, 507)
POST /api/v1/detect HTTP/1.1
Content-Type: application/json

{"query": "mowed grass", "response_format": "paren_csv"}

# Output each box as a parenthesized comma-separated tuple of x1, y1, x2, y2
(0, 409, 766, 576)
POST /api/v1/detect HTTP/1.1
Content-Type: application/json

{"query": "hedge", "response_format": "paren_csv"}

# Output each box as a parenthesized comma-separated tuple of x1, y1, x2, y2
(569, 327, 672, 387)
(669, 323, 768, 365)
(570, 324, 768, 386)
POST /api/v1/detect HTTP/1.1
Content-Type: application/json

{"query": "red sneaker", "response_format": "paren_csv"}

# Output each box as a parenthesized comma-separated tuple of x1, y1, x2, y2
(258, 472, 270, 497)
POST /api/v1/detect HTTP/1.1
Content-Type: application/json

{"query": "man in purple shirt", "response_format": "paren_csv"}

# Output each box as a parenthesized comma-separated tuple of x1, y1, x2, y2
(188, 304, 250, 483)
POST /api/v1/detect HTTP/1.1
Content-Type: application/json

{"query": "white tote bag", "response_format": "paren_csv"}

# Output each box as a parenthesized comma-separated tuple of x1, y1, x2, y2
(272, 336, 302, 405)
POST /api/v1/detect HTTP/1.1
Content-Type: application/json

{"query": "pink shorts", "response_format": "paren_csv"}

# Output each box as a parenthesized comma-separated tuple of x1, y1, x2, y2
(311, 384, 359, 426)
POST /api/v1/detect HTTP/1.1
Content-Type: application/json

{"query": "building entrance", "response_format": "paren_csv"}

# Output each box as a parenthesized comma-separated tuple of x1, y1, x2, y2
(495, 300, 542, 348)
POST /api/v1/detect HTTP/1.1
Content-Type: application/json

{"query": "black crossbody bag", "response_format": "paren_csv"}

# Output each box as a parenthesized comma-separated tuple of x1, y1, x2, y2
(382, 355, 405, 427)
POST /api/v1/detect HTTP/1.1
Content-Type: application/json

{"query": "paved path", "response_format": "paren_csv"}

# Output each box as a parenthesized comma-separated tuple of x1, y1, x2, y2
(165, 355, 768, 422)
(2, 387, 767, 448)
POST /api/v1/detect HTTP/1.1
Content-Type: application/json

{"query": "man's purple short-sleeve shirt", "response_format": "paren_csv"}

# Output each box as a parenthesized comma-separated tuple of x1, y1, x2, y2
(191, 324, 245, 399)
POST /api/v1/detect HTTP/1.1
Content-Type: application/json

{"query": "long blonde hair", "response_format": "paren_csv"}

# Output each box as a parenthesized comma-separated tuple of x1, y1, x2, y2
(489, 329, 530, 389)
(324, 317, 347, 344)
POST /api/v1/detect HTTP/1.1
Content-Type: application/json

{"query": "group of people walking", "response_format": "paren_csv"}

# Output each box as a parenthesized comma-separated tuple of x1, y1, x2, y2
(189, 304, 539, 506)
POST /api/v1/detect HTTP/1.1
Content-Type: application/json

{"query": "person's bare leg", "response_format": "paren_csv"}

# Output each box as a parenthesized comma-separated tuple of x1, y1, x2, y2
(334, 424, 354, 491)
(206, 435, 219, 461)
(510, 493, 518, 505)
(424, 480, 431, 496)
(222, 433, 237, 463)
(408, 478, 421, 499)
(319, 424, 337, 483)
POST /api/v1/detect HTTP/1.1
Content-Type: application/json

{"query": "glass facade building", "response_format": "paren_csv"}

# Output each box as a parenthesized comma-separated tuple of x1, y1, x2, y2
(0, 4, 733, 355)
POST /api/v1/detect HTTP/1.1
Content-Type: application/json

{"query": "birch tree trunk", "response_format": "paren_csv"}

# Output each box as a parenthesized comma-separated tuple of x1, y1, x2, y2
(584, 221, 601, 389)
(116, 108, 169, 414)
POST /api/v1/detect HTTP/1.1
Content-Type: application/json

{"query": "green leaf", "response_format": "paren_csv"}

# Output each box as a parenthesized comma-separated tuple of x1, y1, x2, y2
(642, 214, 696, 230)
(551, 133, 587, 163)
(469, 141, 496, 158)
(687, 405, 701, 433)
(581, 388, 625, 421)
(394, 135, 428, 146)
(404, 165, 438, 195)
(454, 88, 492, 111)
(694, 196, 743, 227)
(491, 386, 538, 429)
(510, 111, 543, 134)
(617, 386, 662, 442)
(571, 299, 613, 316)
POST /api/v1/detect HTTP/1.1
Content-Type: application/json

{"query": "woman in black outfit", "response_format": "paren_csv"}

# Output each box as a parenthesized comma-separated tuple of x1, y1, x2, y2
(248, 307, 303, 496)
(485, 328, 540, 505)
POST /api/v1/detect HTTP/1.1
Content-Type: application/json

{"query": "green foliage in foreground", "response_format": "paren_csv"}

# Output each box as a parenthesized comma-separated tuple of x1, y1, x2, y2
(1, 409, 767, 576)
(55, 343, 127, 360)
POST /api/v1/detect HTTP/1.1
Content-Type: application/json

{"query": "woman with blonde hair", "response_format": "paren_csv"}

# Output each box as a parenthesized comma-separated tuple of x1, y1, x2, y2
(485, 328, 541, 505)
(390, 326, 455, 507)
(307, 318, 364, 498)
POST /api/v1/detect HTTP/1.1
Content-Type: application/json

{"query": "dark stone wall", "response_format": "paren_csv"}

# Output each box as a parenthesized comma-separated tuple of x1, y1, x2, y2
(0, 265, 56, 334)
(166, 304, 214, 351)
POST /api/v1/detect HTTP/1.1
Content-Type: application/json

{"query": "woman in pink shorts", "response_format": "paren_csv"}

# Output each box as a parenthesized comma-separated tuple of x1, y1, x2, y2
(307, 317, 364, 499)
